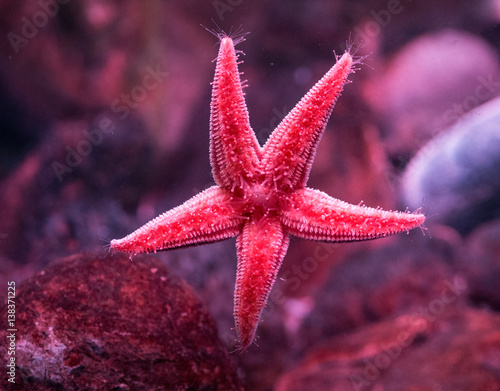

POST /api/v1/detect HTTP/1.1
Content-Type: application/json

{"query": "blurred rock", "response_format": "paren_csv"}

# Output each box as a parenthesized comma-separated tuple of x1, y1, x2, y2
(0, 115, 153, 270)
(352, 0, 493, 55)
(461, 218, 500, 310)
(0, 0, 164, 118)
(297, 227, 465, 353)
(403, 96, 500, 235)
(365, 29, 500, 160)
(0, 253, 242, 391)
(276, 308, 500, 391)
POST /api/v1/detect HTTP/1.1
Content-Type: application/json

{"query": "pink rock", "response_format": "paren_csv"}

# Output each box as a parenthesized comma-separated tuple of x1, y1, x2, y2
(0, 253, 242, 390)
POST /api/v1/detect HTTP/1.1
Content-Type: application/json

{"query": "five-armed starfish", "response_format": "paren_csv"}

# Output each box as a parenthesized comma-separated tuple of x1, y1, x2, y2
(111, 34, 425, 349)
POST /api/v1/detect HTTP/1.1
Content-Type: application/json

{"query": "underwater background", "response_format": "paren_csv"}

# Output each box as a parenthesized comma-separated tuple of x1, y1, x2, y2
(1, 0, 500, 390)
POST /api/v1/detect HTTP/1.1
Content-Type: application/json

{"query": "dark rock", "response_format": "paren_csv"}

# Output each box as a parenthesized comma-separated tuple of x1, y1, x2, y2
(0, 0, 165, 119)
(276, 308, 500, 391)
(0, 253, 242, 391)
(461, 218, 500, 311)
(297, 227, 465, 352)
(0, 115, 153, 271)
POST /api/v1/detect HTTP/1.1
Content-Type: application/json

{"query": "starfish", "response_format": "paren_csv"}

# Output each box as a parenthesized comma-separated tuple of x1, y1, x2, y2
(111, 34, 425, 349)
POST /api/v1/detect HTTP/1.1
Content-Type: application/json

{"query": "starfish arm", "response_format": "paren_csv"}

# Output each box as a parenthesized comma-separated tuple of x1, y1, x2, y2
(110, 186, 245, 254)
(281, 188, 425, 242)
(210, 36, 262, 191)
(261, 52, 353, 191)
(234, 217, 290, 349)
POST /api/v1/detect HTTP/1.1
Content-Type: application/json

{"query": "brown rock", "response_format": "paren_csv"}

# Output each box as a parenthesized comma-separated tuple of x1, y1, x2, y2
(0, 253, 242, 391)
(276, 308, 500, 391)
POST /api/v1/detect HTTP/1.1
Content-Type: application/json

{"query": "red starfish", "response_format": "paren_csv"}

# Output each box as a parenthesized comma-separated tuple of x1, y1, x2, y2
(111, 34, 425, 349)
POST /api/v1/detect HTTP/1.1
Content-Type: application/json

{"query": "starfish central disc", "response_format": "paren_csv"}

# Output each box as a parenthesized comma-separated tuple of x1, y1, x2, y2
(237, 183, 284, 218)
